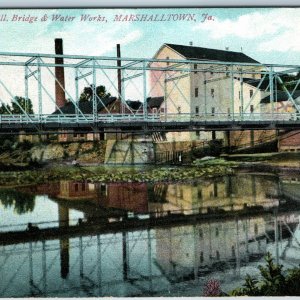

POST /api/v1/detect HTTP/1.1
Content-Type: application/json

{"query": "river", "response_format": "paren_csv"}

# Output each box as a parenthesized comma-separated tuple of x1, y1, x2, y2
(0, 171, 300, 297)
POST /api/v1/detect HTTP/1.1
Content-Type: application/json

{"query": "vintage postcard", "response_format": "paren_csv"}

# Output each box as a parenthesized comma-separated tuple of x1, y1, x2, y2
(0, 6, 300, 297)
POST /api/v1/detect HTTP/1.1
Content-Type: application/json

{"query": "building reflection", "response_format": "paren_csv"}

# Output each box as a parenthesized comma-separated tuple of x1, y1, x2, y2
(51, 173, 300, 281)
(149, 175, 280, 216)
(155, 217, 268, 280)
(54, 174, 281, 216)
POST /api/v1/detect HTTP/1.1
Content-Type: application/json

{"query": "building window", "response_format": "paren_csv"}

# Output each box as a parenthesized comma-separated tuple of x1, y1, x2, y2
(216, 227, 219, 237)
(211, 107, 215, 116)
(195, 106, 199, 116)
(177, 106, 181, 114)
(231, 246, 235, 258)
(226, 66, 229, 77)
(73, 133, 78, 138)
(198, 187, 202, 199)
(80, 133, 85, 138)
(166, 56, 169, 66)
(194, 64, 198, 74)
(200, 252, 204, 263)
(74, 183, 79, 192)
(254, 223, 258, 235)
(250, 89, 254, 98)
(199, 229, 203, 239)
(239, 91, 241, 100)
(211, 89, 215, 98)
(250, 105, 254, 113)
(239, 106, 243, 114)
(216, 251, 220, 260)
(195, 88, 199, 98)
(196, 130, 200, 138)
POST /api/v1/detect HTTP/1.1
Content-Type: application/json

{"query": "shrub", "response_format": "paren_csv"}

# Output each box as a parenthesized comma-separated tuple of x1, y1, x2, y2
(230, 252, 300, 296)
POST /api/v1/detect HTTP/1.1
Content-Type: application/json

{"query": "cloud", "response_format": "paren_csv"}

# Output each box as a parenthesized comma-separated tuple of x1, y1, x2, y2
(193, 8, 300, 52)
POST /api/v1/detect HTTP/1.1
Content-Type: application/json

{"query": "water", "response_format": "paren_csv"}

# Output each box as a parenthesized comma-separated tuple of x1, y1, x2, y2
(0, 172, 300, 297)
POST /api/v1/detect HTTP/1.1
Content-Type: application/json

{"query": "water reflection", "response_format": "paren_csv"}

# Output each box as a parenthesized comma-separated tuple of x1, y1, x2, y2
(0, 189, 35, 214)
(48, 174, 280, 217)
(1, 211, 300, 297)
(1, 172, 300, 297)
(50, 174, 281, 217)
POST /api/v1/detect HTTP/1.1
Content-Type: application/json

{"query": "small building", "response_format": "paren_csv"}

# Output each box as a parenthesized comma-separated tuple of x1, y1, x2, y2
(52, 96, 119, 142)
(261, 90, 300, 152)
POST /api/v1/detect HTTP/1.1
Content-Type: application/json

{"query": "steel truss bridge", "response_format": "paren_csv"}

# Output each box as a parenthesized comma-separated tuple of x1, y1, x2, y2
(0, 52, 300, 134)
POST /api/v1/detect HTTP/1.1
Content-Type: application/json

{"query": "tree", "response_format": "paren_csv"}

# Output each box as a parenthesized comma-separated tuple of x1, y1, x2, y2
(0, 103, 11, 115)
(79, 84, 111, 102)
(11, 96, 34, 114)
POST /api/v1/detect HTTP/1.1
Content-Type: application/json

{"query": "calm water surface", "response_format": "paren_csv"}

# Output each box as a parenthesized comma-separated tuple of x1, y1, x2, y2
(0, 172, 300, 297)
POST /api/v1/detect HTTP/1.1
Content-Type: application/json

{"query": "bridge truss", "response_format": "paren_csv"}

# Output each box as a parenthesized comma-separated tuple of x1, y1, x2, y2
(0, 52, 300, 134)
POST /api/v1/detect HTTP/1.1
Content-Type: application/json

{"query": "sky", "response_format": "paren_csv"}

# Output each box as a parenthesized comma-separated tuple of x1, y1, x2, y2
(1, 7, 300, 64)
(0, 7, 300, 113)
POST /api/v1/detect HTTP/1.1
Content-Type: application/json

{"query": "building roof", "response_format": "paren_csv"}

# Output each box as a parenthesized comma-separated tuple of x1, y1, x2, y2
(53, 97, 117, 114)
(260, 90, 300, 104)
(241, 77, 270, 90)
(147, 96, 164, 108)
(126, 100, 143, 111)
(165, 43, 259, 64)
(126, 97, 164, 111)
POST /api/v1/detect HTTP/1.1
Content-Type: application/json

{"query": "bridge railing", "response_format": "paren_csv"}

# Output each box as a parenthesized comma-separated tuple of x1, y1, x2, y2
(0, 112, 299, 124)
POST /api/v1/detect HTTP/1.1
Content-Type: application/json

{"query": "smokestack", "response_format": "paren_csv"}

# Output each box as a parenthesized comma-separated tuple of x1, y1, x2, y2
(117, 44, 123, 113)
(55, 38, 66, 109)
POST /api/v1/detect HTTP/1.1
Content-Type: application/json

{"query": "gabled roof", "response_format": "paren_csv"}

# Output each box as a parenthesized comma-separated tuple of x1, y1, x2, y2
(126, 100, 143, 111)
(126, 97, 164, 111)
(147, 96, 164, 108)
(165, 43, 259, 64)
(260, 90, 300, 104)
(241, 77, 270, 90)
(53, 97, 117, 114)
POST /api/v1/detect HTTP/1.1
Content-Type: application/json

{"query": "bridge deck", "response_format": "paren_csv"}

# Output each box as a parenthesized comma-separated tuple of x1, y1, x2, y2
(1, 113, 300, 133)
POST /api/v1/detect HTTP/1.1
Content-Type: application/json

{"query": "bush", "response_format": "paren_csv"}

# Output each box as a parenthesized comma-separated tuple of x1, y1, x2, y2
(230, 252, 300, 296)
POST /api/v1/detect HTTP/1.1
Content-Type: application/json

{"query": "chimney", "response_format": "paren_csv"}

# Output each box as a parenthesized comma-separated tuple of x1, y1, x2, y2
(189, 41, 193, 46)
(225, 47, 229, 51)
(55, 38, 66, 108)
(117, 44, 123, 113)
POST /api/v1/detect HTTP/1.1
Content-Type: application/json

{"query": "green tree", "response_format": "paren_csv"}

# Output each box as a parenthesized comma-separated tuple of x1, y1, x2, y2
(0, 103, 12, 114)
(79, 84, 111, 102)
(11, 96, 34, 114)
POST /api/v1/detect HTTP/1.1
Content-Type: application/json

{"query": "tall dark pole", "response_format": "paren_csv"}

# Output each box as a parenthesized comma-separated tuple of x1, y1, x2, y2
(117, 44, 122, 114)
(55, 38, 66, 109)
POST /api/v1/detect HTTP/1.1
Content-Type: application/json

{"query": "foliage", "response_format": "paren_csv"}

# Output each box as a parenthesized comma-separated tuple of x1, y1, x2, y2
(0, 189, 35, 215)
(79, 84, 111, 102)
(278, 71, 300, 91)
(230, 252, 300, 296)
(11, 96, 34, 114)
(0, 96, 34, 115)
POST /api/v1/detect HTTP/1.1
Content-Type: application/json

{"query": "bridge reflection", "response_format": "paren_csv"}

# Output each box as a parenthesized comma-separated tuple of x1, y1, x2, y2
(1, 210, 300, 297)
(1, 173, 300, 296)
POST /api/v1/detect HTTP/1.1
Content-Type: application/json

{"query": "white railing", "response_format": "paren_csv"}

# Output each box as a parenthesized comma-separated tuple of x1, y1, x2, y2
(0, 112, 299, 124)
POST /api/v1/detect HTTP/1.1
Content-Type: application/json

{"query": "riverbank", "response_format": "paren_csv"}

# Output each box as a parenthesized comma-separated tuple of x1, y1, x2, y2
(0, 159, 237, 187)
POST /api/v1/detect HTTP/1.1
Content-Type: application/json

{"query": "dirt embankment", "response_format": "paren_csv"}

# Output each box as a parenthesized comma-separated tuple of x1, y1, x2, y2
(0, 141, 107, 166)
